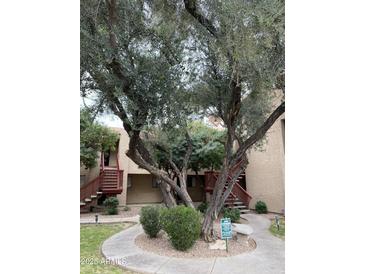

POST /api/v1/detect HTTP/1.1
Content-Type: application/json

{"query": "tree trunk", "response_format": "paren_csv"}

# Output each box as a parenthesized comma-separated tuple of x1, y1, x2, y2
(178, 186, 195, 208)
(158, 179, 177, 208)
(201, 170, 245, 241)
(201, 167, 230, 241)
(125, 131, 196, 208)
(201, 102, 285, 241)
(201, 195, 221, 241)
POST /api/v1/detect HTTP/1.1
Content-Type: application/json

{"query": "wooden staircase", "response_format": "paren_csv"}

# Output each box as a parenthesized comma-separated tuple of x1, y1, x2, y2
(205, 160, 252, 214)
(80, 151, 123, 212)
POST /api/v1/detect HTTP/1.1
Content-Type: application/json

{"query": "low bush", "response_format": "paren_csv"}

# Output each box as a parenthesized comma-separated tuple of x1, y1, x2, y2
(160, 206, 202, 251)
(197, 202, 209, 213)
(103, 197, 119, 215)
(222, 207, 241, 223)
(255, 200, 268, 214)
(140, 206, 161, 238)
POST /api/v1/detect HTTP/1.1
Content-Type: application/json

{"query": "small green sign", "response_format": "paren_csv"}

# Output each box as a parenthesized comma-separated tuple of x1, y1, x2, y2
(220, 218, 232, 239)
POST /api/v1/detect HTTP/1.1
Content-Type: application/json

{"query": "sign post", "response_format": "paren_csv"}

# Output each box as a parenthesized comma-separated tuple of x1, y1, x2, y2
(220, 218, 232, 252)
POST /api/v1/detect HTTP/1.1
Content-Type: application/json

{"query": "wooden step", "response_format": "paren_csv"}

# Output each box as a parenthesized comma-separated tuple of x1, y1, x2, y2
(225, 201, 244, 205)
(225, 199, 240, 203)
(84, 198, 91, 202)
(225, 204, 247, 209)
(101, 188, 118, 191)
(80, 202, 86, 206)
(233, 205, 247, 209)
(101, 188, 123, 194)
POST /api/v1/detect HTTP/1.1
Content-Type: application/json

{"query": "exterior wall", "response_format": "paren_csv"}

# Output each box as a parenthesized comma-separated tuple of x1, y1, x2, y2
(245, 114, 285, 213)
(80, 152, 101, 185)
(115, 128, 206, 205)
(126, 174, 163, 204)
(81, 114, 285, 211)
(108, 150, 118, 166)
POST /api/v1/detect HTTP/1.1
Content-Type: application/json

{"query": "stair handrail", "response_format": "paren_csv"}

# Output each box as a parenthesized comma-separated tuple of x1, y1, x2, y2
(231, 179, 252, 206)
(80, 173, 102, 201)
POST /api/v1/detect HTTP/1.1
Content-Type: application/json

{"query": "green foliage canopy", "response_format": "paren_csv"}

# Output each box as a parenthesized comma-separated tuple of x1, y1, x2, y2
(146, 121, 226, 172)
(80, 109, 119, 168)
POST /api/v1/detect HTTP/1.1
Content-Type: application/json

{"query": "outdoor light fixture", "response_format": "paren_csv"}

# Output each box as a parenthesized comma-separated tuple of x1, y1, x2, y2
(275, 215, 280, 231)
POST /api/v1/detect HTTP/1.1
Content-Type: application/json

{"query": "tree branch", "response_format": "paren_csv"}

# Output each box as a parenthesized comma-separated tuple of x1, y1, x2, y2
(126, 133, 184, 194)
(182, 132, 193, 175)
(233, 101, 285, 163)
(183, 0, 219, 38)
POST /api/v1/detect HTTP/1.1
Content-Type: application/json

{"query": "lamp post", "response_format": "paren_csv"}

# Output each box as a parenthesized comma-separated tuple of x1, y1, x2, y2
(275, 215, 280, 231)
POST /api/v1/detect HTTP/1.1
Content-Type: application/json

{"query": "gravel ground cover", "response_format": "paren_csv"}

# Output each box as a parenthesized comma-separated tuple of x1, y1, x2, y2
(81, 206, 142, 218)
(135, 230, 256, 258)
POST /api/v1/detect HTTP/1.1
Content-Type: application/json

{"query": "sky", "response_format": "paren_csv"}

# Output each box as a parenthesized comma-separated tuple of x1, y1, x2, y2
(80, 94, 123, 128)
(96, 113, 123, 128)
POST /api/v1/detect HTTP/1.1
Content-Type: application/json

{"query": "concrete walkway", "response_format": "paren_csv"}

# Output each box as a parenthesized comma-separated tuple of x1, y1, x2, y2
(80, 214, 140, 224)
(101, 214, 284, 274)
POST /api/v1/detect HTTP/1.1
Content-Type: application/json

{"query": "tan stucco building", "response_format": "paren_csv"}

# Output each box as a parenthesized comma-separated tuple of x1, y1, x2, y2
(81, 115, 285, 213)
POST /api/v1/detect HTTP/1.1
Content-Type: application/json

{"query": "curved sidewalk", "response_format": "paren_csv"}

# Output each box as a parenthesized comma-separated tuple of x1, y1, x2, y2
(101, 214, 284, 274)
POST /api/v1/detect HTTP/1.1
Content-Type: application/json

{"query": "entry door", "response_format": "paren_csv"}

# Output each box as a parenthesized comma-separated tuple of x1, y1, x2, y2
(103, 150, 110, 166)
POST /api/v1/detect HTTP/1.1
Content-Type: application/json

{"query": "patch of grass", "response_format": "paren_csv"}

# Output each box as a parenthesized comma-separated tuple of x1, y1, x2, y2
(80, 223, 137, 274)
(269, 218, 285, 239)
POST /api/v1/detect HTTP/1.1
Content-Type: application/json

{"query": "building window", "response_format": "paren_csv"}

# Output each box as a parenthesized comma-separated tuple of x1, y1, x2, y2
(187, 176, 196, 188)
(152, 177, 158, 188)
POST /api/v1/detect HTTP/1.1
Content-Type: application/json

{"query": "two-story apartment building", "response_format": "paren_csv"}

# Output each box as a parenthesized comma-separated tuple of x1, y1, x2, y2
(80, 114, 285, 213)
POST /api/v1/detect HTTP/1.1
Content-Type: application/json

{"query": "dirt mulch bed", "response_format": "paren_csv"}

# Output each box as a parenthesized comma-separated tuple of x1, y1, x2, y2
(80, 206, 142, 218)
(135, 231, 256, 258)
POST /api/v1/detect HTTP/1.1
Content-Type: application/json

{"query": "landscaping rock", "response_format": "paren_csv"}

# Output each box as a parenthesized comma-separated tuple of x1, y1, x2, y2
(232, 223, 253, 235)
(232, 231, 238, 241)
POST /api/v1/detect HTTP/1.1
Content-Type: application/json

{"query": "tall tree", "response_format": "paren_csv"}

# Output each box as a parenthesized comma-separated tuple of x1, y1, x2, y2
(181, 0, 285, 240)
(145, 121, 226, 195)
(80, 1, 285, 240)
(80, 0, 197, 207)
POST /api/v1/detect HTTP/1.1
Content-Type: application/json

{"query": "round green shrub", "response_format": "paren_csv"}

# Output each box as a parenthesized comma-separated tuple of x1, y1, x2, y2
(222, 207, 241, 222)
(160, 206, 202, 251)
(103, 197, 119, 215)
(255, 200, 268, 214)
(197, 202, 209, 213)
(140, 206, 161, 238)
